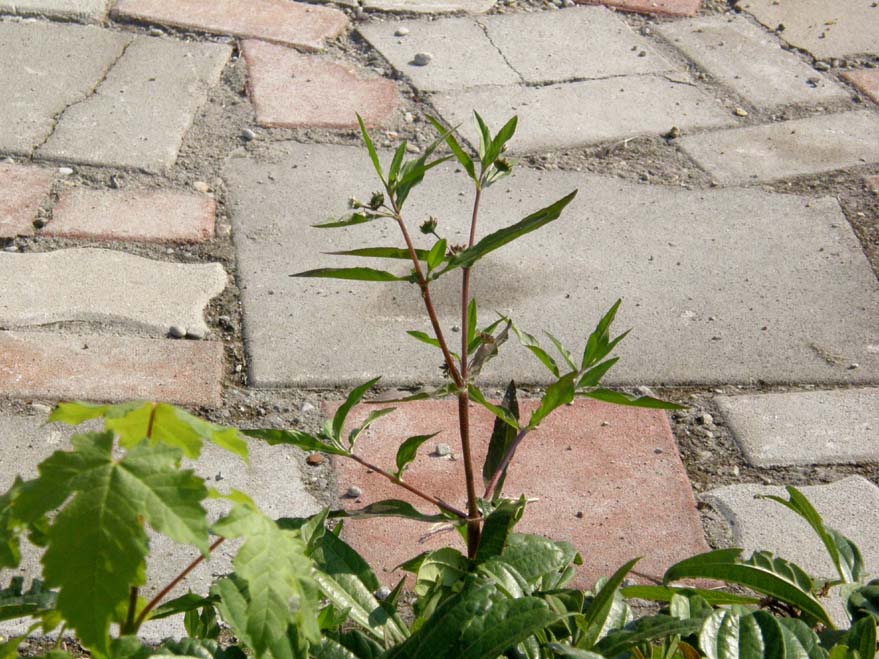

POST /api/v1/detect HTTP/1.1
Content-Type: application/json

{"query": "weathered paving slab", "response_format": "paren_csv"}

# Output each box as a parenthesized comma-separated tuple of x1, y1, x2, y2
(0, 0, 109, 20)
(112, 0, 347, 51)
(575, 0, 701, 17)
(362, 0, 495, 13)
(717, 388, 879, 467)
(0, 332, 224, 406)
(224, 141, 879, 387)
(844, 69, 879, 105)
(357, 18, 520, 93)
(47, 188, 215, 243)
(332, 399, 708, 587)
(0, 412, 319, 640)
(242, 40, 398, 129)
(0, 164, 53, 239)
(0, 21, 130, 156)
(0, 248, 227, 335)
(679, 111, 879, 184)
(657, 15, 848, 108)
(740, 0, 879, 60)
(431, 75, 735, 152)
(38, 37, 230, 173)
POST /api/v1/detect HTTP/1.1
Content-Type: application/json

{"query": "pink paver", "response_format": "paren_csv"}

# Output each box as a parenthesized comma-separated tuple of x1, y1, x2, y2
(242, 40, 399, 129)
(47, 188, 215, 243)
(0, 331, 224, 408)
(844, 69, 879, 105)
(329, 399, 708, 588)
(0, 164, 53, 239)
(574, 0, 700, 17)
(112, 0, 347, 51)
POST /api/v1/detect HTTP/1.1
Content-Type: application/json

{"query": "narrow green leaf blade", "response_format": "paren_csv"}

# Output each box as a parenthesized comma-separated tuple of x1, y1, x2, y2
(243, 428, 349, 456)
(427, 239, 447, 272)
(313, 213, 381, 229)
(475, 497, 526, 563)
(579, 558, 640, 650)
(357, 114, 385, 183)
(291, 267, 407, 282)
(426, 115, 476, 182)
(330, 500, 446, 524)
(469, 385, 519, 431)
(581, 388, 684, 410)
(395, 433, 440, 478)
(620, 585, 761, 606)
(326, 247, 429, 261)
(334, 377, 382, 442)
(482, 380, 520, 498)
(529, 373, 577, 429)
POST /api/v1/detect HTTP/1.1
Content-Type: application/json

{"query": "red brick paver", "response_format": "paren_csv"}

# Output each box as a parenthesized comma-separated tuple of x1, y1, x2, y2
(112, 0, 347, 51)
(0, 332, 224, 407)
(0, 164, 53, 239)
(844, 69, 879, 105)
(330, 399, 708, 588)
(575, 0, 701, 17)
(242, 41, 399, 129)
(47, 188, 215, 243)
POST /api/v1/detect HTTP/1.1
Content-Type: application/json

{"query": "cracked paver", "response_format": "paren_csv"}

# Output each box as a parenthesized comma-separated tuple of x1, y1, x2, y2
(0, 0, 109, 20)
(0, 248, 227, 335)
(844, 69, 879, 105)
(361, 0, 495, 13)
(0, 163, 54, 239)
(575, 0, 701, 17)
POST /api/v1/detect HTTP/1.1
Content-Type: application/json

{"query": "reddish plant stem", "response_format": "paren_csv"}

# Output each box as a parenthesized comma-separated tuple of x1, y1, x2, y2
(348, 453, 467, 519)
(483, 427, 529, 500)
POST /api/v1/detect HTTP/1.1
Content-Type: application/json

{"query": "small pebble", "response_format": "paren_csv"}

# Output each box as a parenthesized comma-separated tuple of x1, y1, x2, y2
(600, 421, 610, 427)
(848, 363, 860, 370)
(696, 412, 714, 426)
(33, 218, 46, 229)
(731, 466, 740, 477)
(346, 485, 363, 498)
(412, 52, 433, 66)
(404, 111, 415, 123)
(664, 126, 681, 139)
(3, 245, 18, 253)
(385, 130, 399, 140)
(434, 443, 451, 457)
(814, 61, 831, 71)
(636, 385, 654, 397)
(242, 128, 257, 141)
(193, 181, 210, 193)
(733, 107, 748, 117)
(186, 327, 206, 340)
(58, 166, 74, 176)
(375, 586, 392, 600)
(406, 143, 420, 153)
(575, 511, 584, 519)
(306, 453, 326, 466)
(31, 403, 52, 414)
(301, 402, 317, 414)
(148, 27, 164, 36)
(169, 325, 186, 338)
(109, 175, 121, 189)
(394, 26, 410, 36)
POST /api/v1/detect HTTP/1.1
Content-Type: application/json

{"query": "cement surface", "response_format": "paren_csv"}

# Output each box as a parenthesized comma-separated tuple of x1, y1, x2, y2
(679, 111, 879, 184)
(0, 0, 108, 20)
(362, 0, 495, 12)
(657, 15, 848, 108)
(716, 388, 879, 467)
(0, 21, 130, 155)
(38, 36, 230, 172)
(224, 141, 879, 388)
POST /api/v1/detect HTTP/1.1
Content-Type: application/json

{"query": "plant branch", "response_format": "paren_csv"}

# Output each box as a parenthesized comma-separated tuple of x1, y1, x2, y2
(348, 453, 467, 519)
(483, 427, 529, 500)
(122, 586, 138, 634)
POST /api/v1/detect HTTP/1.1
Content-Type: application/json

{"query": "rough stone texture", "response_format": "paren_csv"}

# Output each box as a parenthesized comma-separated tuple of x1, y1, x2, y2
(357, 18, 520, 93)
(480, 7, 671, 84)
(0, 248, 227, 335)
(112, 0, 347, 51)
(844, 69, 879, 105)
(657, 15, 848, 108)
(0, 0, 109, 20)
(224, 142, 879, 387)
(679, 111, 879, 184)
(0, 164, 54, 239)
(331, 400, 708, 587)
(0, 413, 319, 640)
(242, 40, 399, 129)
(740, 0, 879, 60)
(575, 0, 701, 17)
(0, 332, 224, 407)
(0, 21, 131, 155)
(38, 37, 231, 173)
(362, 0, 495, 13)
(716, 388, 879, 467)
(431, 75, 734, 153)
(868, 175, 879, 193)
(47, 188, 215, 243)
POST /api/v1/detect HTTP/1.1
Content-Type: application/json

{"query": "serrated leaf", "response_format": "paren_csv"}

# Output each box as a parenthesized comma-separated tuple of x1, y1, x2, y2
(529, 372, 577, 429)
(329, 500, 446, 524)
(544, 332, 575, 371)
(579, 558, 640, 650)
(779, 618, 829, 659)
(357, 114, 385, 184)
(291, 267, 410, 283)
(581, 300, 622, 370)
(482, 380, 520, 499)
(501, 534, 580, 592)
(395, 433, 440, 478)
(243, 428, 348, 456)
(456, 593, 558, 659)
(580, 388, 684, 410)
(469, 385, 520, 430)
(426, 115, 476, 182)
(475, 497, 526, 563)
(0, 577, 56, 622)
(326, 247, 430, 261)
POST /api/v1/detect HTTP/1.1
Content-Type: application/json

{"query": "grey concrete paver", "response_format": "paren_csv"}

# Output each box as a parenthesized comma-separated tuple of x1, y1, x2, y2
(224, 142, 879, 388)
(357, 18, 519, 93)
(657, 15, 848, 108)
(0, 21, 131, 156)
(0, 164, 54, 239)
(362, 0, 495, 13)
(0, 0, 108, 20)
(38, 37, 231, 173)
(679, 111, 879, 184)
(740, 0, 879, 60)
(716, 388, 879, 467)
(0, 248, 227, 335)
(431, 75, 735, 152)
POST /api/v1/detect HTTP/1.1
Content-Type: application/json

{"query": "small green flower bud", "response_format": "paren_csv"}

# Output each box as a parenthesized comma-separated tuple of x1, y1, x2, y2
(419, 217, 438, 234)
(495, 158, 511, 173)
(368, 191, 384, 210)
(348, 196, 362, 209)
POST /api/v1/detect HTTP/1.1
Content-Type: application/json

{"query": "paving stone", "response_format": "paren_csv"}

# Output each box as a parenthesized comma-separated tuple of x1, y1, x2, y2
(0, 412, 319, 640)
(38, 37, 230, 173)
(0, 21, 131, 155)
(740, 0, 879, 60)
(357, 18, 519, 93)
(331, 399, 708, 587)
(657, 15, 848, 108)
(479, 6, 671, 84)
(0, 0, 109, 20)
(362, 0, 495, 13)
(575, 0, 701, 17)
(242, 40, 398, 129)
(47, 188, 215, 243)
(679, 111, 879, 184)
(0, 248, 227, 335)
(844, 69, 879, 105)
(0, 332, 224, 407)
(716, 388, 879, 467)
(112, 0, 347, 51)
(224, 141, 879, 387)
(868, 175, 879, 193)
(0, 164, 53, 239)
(431, 75, 735, 152)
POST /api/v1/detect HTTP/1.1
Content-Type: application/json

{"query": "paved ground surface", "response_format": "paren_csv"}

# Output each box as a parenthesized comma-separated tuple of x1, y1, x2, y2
(1, 0, 879, 642)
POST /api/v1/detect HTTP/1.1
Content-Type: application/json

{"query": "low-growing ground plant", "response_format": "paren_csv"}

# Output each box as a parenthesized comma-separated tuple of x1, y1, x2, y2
(0, 114, 876, 659)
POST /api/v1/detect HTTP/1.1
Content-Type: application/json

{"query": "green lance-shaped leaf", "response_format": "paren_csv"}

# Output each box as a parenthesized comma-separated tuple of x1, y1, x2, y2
(529, 372, 578, 429)
(395, 432, 440, 478)
(291, 267, 412, 283)
(328, 500, 447, 524)
(426, 115, 476, 183)
(469, 384, 520, 430)
(332, 377, 381, 443)
(466, 298, 478, 351)
(595, 614, 704, 658)
(544, 331, 576, 372)
(347, 407, 396, 450)
(759, 487, 864, 583)
(392, 129, 454, 210)
(663, 548, 833, 628)
(482, 115, 518, 172)
(620, 585, 760, 607)
(243, 428, 349, 456)
(357, 114, 385, 184)
(545, 644, 605, 658)
(388, 141, 407, 185)
(326, 246, 430, 261)
(581, 299, 624, 370)
(0, 577, 57, 622)
(578, 558, 640, 651)
(473, 112, 492, 162)
(475, 497, 526, 563)
(455, 593, 559, 659)
(509, 323, 560, 378)
(313, 212, 384, 229)
(839, 615, 878, 659)
(148, 593, 218, 622)
(580, 388, 684, 410)
(0, 480, 22, 569)
(427, 239, 447, 272)
(699, 608, 786, 659)
(848, 579, 879, 623)
(482, 380, 520, 500)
